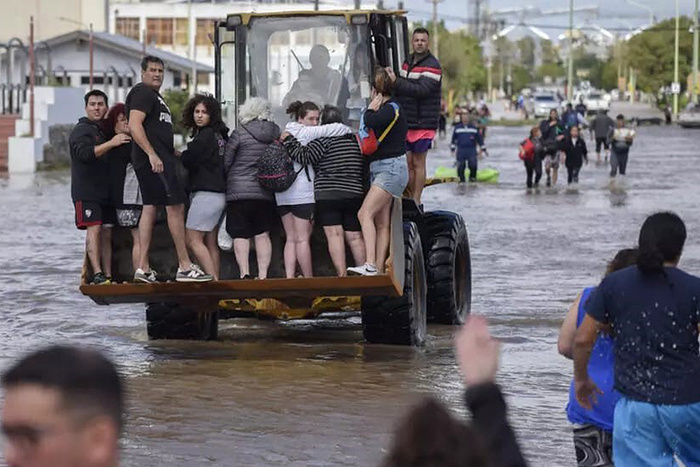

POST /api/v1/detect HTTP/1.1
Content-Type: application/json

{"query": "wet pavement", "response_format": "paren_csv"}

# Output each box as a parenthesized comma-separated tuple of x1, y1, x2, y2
(1, 123, 699, 466)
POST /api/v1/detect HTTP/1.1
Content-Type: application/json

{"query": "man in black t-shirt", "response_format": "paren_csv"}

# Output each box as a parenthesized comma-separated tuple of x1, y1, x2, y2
(70, 90, 131, 285)
(125, 56, 211, 283)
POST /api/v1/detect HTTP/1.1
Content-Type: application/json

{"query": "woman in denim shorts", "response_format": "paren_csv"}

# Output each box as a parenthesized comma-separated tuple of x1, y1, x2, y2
(348, 68, 409, 276)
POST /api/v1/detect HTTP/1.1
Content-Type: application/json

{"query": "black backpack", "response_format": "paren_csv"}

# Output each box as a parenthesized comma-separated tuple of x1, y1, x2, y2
(256, 140, 307, 192)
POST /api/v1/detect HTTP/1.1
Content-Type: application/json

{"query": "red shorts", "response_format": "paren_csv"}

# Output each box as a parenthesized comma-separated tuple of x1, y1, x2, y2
(74, 201, 116, 230)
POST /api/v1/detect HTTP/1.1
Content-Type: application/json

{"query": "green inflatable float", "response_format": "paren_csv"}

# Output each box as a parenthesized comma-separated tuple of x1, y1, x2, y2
(433, 166, 500, 183)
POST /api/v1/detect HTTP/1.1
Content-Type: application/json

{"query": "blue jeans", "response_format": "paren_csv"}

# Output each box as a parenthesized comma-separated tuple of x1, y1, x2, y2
(369, 155, 409, 198)
(614, 396, 700, 466)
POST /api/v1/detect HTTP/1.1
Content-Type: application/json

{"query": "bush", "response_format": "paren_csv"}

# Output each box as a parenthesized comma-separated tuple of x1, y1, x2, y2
(162, 89, 189, 137)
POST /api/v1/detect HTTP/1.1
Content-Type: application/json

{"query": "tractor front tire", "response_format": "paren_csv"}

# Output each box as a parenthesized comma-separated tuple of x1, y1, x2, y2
(361, 221, 427, 346)
(423, 211, 472, 324)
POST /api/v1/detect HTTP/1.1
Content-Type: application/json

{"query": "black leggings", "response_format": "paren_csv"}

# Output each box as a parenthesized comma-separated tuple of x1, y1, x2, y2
(524, 156, 542, 188)
(566, 165, 581, 184)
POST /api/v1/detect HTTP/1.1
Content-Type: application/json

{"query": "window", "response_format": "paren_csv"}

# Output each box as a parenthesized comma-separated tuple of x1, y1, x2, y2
(173, 71, 182, 88)
(196, 19, 216, 46)
(81, 76, 105, 85)
(175, 18, 189, 46)
(197, 72, 210, 86)
(146, 18, 173, 46)
(116, 17, 140, 41)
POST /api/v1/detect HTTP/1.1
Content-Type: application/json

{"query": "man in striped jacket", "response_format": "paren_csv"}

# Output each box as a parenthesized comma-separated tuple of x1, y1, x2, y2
(386, 27, 442, 206)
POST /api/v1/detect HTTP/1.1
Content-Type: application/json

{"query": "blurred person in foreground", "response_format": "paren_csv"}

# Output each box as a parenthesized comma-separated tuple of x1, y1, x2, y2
(574, 212, 700, 466)
(1, 346, 124, 467)
(382, 315, 527, 467)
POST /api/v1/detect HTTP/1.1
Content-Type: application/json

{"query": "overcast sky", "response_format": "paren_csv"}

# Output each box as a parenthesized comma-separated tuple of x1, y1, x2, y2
(401, 0, 697, 39)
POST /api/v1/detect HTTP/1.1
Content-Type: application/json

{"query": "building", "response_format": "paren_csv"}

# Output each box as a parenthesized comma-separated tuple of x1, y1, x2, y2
(0, 0, 107, 44)
(108, 0, 376, 90)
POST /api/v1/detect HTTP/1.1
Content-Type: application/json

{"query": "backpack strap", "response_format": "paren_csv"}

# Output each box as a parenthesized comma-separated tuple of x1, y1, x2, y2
(239, 123, 265, 144)
(377, 102, 400, 143)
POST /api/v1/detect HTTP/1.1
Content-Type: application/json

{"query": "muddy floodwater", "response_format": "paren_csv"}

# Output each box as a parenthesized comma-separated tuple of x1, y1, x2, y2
(1, 123, 699, 466)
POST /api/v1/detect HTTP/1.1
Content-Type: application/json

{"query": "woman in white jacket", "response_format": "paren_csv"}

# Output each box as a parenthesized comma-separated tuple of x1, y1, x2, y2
(278, 101, 352, 278)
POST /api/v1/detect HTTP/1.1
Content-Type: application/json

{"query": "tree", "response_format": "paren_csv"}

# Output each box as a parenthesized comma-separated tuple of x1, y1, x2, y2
(433, 23, 487, 98)
(540, 40, 560, 65)
(517, 37, 536, 69)
(626, 17, 694, 93)
(162, 89, 190, 137)
(536, 63, 565, 82)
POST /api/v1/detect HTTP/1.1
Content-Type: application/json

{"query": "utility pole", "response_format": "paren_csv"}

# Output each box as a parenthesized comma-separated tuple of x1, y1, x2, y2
(29, 16, 35, 138)
(566, 0, 574, 101)
(429, 0, 442, 59)
(674, 0, 680, 118)
(693, 0, 699, 104)
(89, 23, 94, 90)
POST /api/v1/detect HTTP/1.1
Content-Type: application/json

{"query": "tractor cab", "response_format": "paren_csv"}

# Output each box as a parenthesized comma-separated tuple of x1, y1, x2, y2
(214, 11, 409, 128)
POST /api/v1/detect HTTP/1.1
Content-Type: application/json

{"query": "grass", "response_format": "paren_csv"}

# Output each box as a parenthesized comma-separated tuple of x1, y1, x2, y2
(488, 118, 539, 127)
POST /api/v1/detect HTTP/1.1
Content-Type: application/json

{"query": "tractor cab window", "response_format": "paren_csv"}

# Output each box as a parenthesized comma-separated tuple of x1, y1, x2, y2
(246, 16, 370, 126)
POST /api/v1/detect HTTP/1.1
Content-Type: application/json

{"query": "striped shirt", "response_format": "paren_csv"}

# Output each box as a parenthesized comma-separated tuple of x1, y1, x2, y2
(282, 133, 367, 201)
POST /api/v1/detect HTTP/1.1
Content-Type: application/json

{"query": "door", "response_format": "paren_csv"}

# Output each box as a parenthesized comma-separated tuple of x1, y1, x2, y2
(215, 21, 237, 129)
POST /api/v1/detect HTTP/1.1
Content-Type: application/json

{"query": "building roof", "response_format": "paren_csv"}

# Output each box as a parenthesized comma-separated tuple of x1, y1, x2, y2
(42, 30, 214, 74)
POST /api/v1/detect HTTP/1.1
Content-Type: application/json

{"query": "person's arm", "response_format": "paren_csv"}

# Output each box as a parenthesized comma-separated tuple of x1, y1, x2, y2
(456, 316, 528, 467)
(180, 128, 214, 169)
(223, 130, 239, 174)
(363, 104, 394, 132)
(581, 139, 588, 162)
(393, 70, 441, 98)
(293, 123, 352, 144)
(129, 109, 163, 173)
(70, 125, 129, 162)
(282, 135, 326, 166)
(518, 144, 525, 158)
(450, 126, 457, 152)
(573, 284, 608, 409)
(558, 291, 582, 359)
(573, 314, 604, 409)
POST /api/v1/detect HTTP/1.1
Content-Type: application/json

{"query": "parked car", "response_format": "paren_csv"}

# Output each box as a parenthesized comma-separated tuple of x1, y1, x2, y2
(532, 93, 561, 118)
(582, 92, 610, 115)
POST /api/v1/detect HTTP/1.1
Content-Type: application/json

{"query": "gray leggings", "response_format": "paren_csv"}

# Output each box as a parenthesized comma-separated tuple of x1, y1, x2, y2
(610, 150, 629, 177)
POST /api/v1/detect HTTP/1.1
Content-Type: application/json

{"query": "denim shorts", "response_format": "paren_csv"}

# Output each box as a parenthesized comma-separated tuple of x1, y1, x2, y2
(369, 155, 409, 198)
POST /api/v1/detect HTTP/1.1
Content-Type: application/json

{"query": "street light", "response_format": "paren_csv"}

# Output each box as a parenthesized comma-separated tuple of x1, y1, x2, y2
(673, 0, 680, 118)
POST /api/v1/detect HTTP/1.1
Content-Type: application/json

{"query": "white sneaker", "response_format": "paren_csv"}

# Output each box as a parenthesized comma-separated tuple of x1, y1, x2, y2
(347, 263, 378, 276)
(134, 268, 158, 284)
(176, 264, 213, 283)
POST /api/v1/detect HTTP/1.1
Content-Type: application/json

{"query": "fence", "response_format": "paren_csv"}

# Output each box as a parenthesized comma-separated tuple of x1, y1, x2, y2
(0, 84, 27, 115)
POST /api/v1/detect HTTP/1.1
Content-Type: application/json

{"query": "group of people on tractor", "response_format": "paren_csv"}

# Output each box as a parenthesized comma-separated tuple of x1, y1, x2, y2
(70, 27, 443, 285)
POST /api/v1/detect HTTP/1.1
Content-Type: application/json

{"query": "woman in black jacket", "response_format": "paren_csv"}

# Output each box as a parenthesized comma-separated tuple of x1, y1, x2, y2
(180, 94, 228, 280)
(563, 125, 588, 185)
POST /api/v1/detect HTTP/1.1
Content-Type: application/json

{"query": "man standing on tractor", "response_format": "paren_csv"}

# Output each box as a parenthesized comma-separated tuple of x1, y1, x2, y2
(126, 56, 211, 283)
(385, 27, 442, 206)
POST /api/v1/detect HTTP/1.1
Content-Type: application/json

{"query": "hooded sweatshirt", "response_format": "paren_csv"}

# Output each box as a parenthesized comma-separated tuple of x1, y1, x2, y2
(224, 119, 280, 202)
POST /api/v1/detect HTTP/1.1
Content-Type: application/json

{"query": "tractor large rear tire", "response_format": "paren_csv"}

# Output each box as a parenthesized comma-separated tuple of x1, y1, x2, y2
(361, 222, 427, 346)
(424, 211, 472, 324)
(146, 302, 219, 341)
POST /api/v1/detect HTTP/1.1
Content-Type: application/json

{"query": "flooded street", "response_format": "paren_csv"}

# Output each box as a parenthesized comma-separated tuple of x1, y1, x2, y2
(1, 123, 699, 466)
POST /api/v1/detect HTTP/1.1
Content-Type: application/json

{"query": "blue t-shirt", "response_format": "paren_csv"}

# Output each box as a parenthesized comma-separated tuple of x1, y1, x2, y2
(567, 287, 619, 431)
(586, 266, 700, 405)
